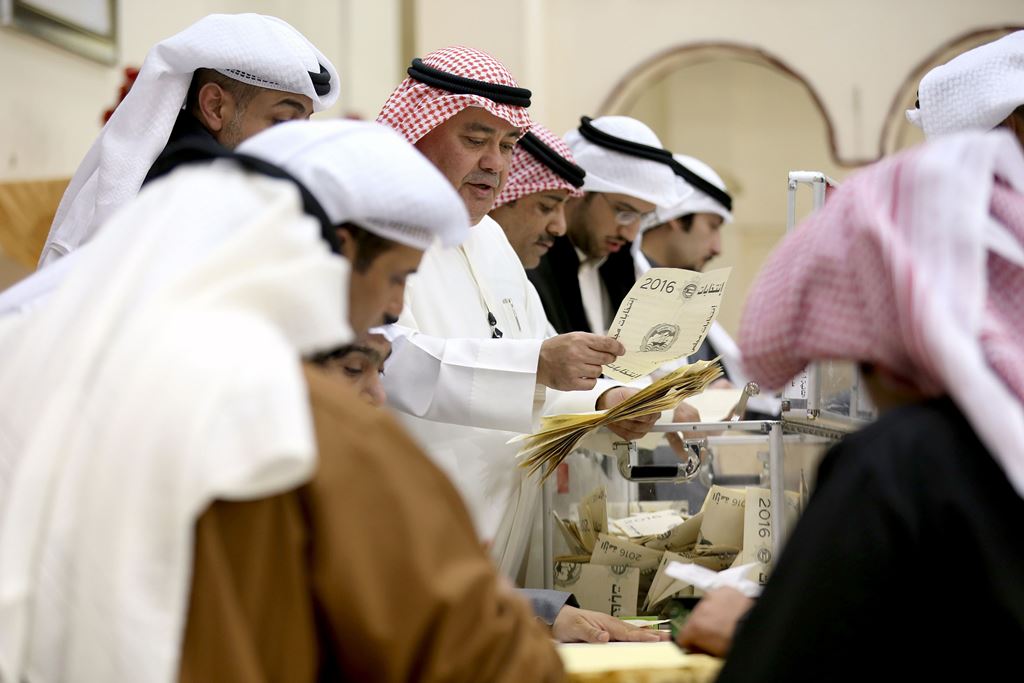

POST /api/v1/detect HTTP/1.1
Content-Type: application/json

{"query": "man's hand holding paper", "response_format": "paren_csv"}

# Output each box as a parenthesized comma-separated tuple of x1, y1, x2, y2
(596, 386, 660, 440)
(514, 268, 731, 479)
(515, 360, 723, 480)
(604, 267, 731, 383)
(538, 333, 625, 391)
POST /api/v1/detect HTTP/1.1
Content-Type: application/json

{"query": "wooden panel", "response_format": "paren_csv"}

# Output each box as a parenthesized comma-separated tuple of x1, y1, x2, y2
(0, 177, 69, 269)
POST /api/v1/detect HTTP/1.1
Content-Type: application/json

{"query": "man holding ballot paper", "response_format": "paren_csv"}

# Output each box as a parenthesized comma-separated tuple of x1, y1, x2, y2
(525, 116, 731, 427)
(375, 51, 672, 579)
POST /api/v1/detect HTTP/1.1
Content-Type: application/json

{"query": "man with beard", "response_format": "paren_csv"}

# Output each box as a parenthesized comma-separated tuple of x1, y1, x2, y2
(527, 115, 684, 337)
(489, 122, 585, 270)
(376, 47, 662, 585)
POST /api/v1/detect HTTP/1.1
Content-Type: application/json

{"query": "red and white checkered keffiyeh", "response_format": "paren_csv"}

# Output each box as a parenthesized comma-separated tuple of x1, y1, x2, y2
(494, 123, 584, 207)
(377, 46, 532, 145)
(739, 130, 1024, 497)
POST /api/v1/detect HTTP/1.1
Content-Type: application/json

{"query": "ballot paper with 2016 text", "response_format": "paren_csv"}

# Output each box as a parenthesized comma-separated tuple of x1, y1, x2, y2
(604, 267, 731, 383)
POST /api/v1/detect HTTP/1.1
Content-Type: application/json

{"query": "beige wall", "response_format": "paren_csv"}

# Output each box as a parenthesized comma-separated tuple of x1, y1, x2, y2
(426, 0, 1021, 162)
(0, 0, 403, 182)
(623, 55, 849, 334)
(1, 0, 1021, 304)
(412, 0, 1021, 334)
(3, 0, 1019, 177)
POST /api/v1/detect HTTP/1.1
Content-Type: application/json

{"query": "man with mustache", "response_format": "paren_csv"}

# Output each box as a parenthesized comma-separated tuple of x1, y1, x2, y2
(376, 47, 662, 587)
(634, 155, 730, 278)
(489, 123, 585, 270)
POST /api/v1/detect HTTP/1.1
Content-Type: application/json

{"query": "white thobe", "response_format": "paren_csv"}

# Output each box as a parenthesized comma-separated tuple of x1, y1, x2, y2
(383, 216, 611, 577)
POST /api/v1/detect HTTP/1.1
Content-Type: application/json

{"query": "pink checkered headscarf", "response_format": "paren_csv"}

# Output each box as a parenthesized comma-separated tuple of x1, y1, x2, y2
(377, 46, 532, 145)
(739, 130, 1024, 496)
(494, 123, 585, 207)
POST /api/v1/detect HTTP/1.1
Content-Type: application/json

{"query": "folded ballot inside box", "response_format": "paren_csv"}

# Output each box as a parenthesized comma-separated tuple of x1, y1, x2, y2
(554, 561, 641, 618)
(552, 483, 804, 616)
(664, 561, 761, 599)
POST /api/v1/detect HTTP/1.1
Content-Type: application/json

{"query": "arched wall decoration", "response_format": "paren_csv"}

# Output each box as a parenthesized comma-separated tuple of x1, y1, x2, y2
(599, 30, 1024, 168)
(879, 25, 1023, 156)
(596, 41, 869, 168)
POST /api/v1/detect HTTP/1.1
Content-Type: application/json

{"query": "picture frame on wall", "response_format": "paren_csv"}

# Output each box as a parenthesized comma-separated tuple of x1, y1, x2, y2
(1, 0, 117, 64)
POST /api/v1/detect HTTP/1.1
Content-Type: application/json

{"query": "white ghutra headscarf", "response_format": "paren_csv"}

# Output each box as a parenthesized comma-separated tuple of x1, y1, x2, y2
(238, 120, 470, 250)
(0, 164, 350, 683)
(906, 30, 1024, 138)
(39, 13, 339, 267)
(640, 154, 733, 231)
(563, 116, 687, 208)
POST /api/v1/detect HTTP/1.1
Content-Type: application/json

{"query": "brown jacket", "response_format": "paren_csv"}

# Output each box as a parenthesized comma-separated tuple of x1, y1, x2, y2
(178, 364, 564, 682)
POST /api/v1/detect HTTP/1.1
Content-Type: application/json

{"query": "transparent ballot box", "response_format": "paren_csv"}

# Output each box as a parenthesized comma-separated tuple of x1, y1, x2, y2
(537, 416, 834, 609)
(530, 170, 878, 615)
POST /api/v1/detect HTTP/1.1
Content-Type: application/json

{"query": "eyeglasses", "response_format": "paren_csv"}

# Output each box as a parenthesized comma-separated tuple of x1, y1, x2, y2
(597, 193, 652, 227)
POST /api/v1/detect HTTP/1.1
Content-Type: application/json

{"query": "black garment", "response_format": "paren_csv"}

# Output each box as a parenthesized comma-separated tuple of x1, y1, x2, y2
(142, 110, 224, 186)
(527, 235, 636, 334)
(718, 397, 1024, 682)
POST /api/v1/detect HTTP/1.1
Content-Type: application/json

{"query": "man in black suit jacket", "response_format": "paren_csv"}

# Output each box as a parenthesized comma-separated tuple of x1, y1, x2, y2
(527, 116, 683, 336)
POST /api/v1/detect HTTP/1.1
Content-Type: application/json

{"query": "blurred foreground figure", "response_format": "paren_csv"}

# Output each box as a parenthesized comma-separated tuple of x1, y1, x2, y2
(0, 120, 565, 683)
(684, 130, 1024, 680)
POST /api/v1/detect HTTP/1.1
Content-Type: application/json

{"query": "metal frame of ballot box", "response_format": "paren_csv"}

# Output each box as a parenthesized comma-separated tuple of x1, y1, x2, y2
(783, 172, 876, 422)
(539, 171, 876, 591)
(786, 172, 833, 418)
(539, 415, 861, 590)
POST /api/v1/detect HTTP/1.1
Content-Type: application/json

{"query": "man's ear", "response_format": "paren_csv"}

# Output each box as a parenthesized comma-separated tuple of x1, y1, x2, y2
(335, 226, 357, 261)
(194, 82, 233, 133)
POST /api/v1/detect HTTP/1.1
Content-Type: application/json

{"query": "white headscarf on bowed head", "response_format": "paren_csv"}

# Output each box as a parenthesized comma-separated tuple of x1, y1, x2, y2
(238, 120, 471, 250)
(563, 116, 688, 209)
(0, 163, 351, 683)
(906, 31, 1024, 138)
(39, 13, 339, 267)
